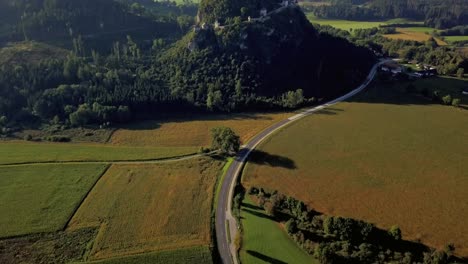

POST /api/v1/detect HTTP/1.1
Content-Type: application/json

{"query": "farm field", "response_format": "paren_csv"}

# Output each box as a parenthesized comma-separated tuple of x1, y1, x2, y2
(444, 35, 468, 43)
(78, 246, 212, 264)
(305, 14, 422, 31)
(110, 112, 292, 147)
(242, 83, 468, 256)
(396, 76, 468, 107)
(384, 28, 447, 45)
(67, 157, 224, 260)
(240, 197, 316, 264)
(0, 164, 108, 237)
(0, 141, 197, 165)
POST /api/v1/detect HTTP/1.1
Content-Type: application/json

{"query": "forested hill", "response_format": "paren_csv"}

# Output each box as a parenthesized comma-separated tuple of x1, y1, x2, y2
(0, 0, 183, 50)
(308, 0, 467, 29)
(0, 0, 375, 131)
(154, 2, 376, 110)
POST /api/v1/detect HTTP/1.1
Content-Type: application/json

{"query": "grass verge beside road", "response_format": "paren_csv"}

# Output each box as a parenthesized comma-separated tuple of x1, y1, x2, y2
(239, 196, 316, 264)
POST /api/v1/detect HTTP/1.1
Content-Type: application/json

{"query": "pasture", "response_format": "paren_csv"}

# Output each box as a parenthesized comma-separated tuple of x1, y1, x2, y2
(240, 197, 316, 264)
(444, 35, 468, 43)
(242, 83, 468, 256)
(67, 157, 224, 260)
(0, 141, 197, 165)
(0, 164, 108, 237)
(110, 112, 291, 147)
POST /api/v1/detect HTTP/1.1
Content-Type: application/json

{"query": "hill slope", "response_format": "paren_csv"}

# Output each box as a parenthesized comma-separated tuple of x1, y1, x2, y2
(160, 2, 376, 110)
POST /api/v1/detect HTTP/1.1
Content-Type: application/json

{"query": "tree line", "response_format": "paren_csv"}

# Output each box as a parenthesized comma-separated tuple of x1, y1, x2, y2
(242, 187, 463, 264)
(307, 0, 467, 29)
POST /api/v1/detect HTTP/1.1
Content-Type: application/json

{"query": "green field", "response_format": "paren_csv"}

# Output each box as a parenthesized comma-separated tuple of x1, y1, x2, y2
(0, 141, 197, 165)
(400, 76, 467, 106)
(240, 197, 316, 264)
(0, 164, 108, 237)
(79, 246, 212, 264)
(444, 35, 468, 43)
(243, 82, 468, 256)
(305, 14, 422, 31)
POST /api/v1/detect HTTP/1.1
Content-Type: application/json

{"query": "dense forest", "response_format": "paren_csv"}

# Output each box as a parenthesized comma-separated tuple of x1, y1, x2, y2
(307, 0, 468, 29)
(0, 0, 376, 133)
(0, 0, 197, 51)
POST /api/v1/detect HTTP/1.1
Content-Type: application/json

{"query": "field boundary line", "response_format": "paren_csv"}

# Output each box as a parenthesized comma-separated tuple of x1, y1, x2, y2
(0, 151, 220, 167)
(63, 164, 112, 230)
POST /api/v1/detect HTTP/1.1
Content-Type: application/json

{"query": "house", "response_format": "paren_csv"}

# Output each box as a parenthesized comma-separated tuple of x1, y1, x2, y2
(380, 61, 402, 74)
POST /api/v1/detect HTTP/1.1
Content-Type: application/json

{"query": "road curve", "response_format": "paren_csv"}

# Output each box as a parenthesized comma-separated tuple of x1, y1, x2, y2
(215, 60, 387, 264)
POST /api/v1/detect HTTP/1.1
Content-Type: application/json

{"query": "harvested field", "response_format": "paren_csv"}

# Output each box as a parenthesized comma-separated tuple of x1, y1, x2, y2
(0, 164, 108, 237)
(110, 112, 291, 147)
(0, 141, 197, 165)
(242, 84, 468, 256)
(80, 246, 212, 264)
(68, 157, 224, 260)
(384, 28, 447, 45)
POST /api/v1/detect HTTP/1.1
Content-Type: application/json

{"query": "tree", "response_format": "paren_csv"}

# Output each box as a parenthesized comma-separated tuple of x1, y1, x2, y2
(285, 218, 297, 234)
(211, 126, 240, 154)
(451, 98, 460, 107)
(457, 68, 465, 78)
(388, 225, 402, 240)
(442, 95, 452, 105)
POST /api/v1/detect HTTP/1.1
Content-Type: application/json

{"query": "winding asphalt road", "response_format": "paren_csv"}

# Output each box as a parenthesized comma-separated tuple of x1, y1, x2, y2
(215, 60, 388, 264)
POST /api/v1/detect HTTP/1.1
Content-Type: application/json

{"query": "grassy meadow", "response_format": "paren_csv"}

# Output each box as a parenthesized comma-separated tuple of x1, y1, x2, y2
(240, 197, 316, 264)
(110, 112, 291, 147)
(68, 157, 224, 260)
(0, 164, 108, 237)
(242, 83, 468, 256)
(0, 141, 197, 165)
(444, 35, 468, 43)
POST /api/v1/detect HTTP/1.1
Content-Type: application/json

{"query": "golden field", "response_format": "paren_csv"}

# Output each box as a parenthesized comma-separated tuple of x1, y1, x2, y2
(110, 112, 291, 147)
(67, 157, 224, 260)
(242, 86, 468, 256)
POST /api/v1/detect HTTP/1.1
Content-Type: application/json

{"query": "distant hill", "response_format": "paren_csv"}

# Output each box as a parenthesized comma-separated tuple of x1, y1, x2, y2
(0, 0, 182, 51)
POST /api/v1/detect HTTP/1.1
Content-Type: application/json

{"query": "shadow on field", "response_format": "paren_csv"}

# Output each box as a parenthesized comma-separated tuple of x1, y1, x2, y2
(347, 77, 468, 108)
(242, 208, 275, 221)
(114, 112, 279, 131)
(315, 107, 344, 115)
(248, 150, 296, 169)
(246, 250, 287, 264)
(241, 202, 263, 210)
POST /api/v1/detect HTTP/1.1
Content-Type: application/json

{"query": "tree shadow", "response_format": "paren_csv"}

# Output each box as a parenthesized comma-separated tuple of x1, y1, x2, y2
(242, 208, 275, 221)
(241, 202, 263, 210)
(248, 150, 296, 169)
(246, 250, 287, 264)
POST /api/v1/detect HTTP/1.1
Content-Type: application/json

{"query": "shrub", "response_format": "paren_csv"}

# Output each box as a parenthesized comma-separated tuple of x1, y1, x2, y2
(24, 134, 33, 141)
(442, 95, 452, 105)
(248, 186, 259, 195)
(451, 98, 461, 107)
(388, 225, 402, 240)
(285, 218, 297, 234)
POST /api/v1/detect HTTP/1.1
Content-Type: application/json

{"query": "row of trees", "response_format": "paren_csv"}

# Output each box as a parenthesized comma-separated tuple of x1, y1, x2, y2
(311, 23, 467, 76)
(246, 187, 459, 264)
(308, 0, 468, 29)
